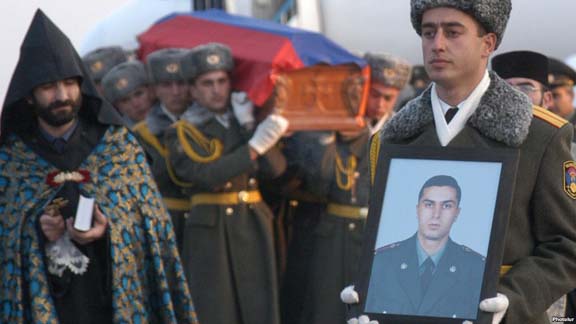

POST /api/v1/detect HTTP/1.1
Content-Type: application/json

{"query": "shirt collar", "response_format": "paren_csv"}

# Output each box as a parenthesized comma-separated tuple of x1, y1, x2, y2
(431, 69, 491, 146)
(416, 236, 447, 268)
(39, 119, 78, 144)
(160, 103, 180, 123)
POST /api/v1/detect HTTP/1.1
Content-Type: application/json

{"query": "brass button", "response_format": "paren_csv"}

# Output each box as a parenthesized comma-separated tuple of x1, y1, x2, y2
(248, 178, 257, 186)
(184, 212, 190, 219)
(224, 182, 233, 189)
(360, 207, 369, 217)
(238, 191, 249, 203)
(289, 200, 299, 207)
(225, 207, 234, 215)
(348, 223, 356, 231)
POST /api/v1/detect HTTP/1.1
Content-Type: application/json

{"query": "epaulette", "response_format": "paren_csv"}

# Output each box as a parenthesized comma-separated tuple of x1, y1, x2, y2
(369, 132, 380, 186)
(175, 120, 223, 163)
(132, 121, 167, 157)
(533, 105, 568, 128)
(374, 241, 400, 254)
(459, 244, 486, 261)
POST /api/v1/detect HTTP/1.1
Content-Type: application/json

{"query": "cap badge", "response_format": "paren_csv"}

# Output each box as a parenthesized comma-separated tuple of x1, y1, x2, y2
(91, 61, 103, 73)
(207, 54, 221, 65)
(383, 68, 397, 80)
(166, 63, 179, 73)
(115, 78, 129, 90)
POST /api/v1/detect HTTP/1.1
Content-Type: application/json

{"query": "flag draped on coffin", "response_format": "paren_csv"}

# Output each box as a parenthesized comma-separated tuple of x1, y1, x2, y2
(137, 9, 367, 107)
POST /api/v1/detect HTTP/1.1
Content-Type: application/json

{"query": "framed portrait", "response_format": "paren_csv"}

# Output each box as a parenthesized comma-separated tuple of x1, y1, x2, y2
(354, 145, 519, 324)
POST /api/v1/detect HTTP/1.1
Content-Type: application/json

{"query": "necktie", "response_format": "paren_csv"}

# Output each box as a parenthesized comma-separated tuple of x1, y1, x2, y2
(420, 257, 435, 294)
(52, 138, 67, 153)
(444, 106, 459, 124)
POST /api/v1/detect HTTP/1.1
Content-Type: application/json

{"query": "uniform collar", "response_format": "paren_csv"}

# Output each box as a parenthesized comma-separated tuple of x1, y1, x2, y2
(380, 71, 533, 147)
(416, 236, 447, 268)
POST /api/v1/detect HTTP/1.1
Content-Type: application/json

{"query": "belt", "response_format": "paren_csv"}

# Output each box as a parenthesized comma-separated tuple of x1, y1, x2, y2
(163, 197, 191, 211)
(500, 265, 511, 276)
(190, 190, 262, 206)
(326, 203, 368, 219)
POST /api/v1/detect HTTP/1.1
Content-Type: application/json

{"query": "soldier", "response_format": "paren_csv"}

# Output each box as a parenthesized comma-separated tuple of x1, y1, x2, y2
(82, 46, 128, 95)
(366, 175, 485, 318)
(164, 42, 288, 324)
(344, 1, 576, 324)
(0, 10, 196, 323)
(492, 51, 553, 109)
(364, 53, 412, 134)
(548, 57, 576, 125)
(101, 60, 154, 128)
(132, 48, 192, 249)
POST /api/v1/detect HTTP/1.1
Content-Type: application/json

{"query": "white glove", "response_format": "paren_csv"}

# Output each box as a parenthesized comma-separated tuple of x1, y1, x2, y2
(462, 293, 508, 324)
(231, 91, 255, 128)
(341, 285, 360, 304)
(341, 286, 379, 324)
(347, 315, 379, 324)
(248, 114, 289, 155)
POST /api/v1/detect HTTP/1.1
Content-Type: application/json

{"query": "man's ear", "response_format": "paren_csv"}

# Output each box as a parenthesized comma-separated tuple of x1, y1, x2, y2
(481, 33, 497, 58)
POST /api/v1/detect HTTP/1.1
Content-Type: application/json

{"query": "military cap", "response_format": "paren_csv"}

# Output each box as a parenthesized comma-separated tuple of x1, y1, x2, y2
(410, 0, 512, 49)
(146, 48, 188, 84)
(82, 46, 128, 83)
(548, 57, 576, 89)
(492, 51, 549, 87)
(182, 43, 234, 81)
(101, 61, 149, 103)
(410, 65, 429, 84)
(364, 53, 412, 90)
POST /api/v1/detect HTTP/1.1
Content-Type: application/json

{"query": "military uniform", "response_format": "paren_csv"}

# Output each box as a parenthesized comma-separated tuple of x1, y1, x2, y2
(164, 108, 285, 324)
(281, 130, 371, 324)
(372, 72, 576, 324)
(366, 235, 485, 319)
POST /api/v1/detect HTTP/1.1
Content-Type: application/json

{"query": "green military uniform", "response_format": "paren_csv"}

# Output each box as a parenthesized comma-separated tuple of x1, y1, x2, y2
(164, 110, 285, 324)
(365, 235, 485, 319)
(372, 72, 576, 324)
(132, 102, 191, 250)
(282, 130, 371, 324)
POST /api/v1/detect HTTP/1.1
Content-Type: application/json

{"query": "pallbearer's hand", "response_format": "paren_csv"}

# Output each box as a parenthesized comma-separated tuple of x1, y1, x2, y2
(67, 205, 108, 245)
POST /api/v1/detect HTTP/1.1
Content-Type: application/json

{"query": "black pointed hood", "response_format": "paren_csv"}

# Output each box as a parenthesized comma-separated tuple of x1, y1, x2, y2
(1, 9, 123, 142)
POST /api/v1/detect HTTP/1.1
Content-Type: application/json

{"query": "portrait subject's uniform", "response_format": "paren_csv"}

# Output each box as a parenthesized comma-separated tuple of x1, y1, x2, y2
(366, 235, 485, 319)
(371, 71, 576, 324)
(0, 10, 197, 324)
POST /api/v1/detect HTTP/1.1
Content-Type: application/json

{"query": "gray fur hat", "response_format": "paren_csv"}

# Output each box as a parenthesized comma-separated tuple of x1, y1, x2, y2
(182, 43, 234, 81)
(146, 48, 188, 84)
(410, 0, 512, 49)
(82, 46, 128, 83)
(364, 53, 412, 89)
(101, 61, 149, 103)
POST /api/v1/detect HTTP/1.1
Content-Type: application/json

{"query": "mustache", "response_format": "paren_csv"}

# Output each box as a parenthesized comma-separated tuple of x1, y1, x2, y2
(46, 100, 76, 111)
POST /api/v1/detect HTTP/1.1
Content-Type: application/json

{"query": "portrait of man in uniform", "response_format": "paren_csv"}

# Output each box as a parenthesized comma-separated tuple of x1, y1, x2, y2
(365, 175, 486, 319)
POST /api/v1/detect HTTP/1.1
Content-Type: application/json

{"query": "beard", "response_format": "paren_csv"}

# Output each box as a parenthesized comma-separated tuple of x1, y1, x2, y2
(33, 97, 82, 127)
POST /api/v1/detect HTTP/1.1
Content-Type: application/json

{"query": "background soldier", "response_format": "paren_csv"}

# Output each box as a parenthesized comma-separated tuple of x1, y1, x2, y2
(132, 48, 192, 249)
(363, 53, 412, 134)
(101, 60, 154, 128)
(344, 1, 576, 323)
(548, 57, 576, 125)
(165, 42, 288, 324)
(82, 46, 128, 95)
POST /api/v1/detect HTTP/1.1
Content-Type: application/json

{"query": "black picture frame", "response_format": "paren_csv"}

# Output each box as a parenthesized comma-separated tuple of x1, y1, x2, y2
(353, 144, 519, 324)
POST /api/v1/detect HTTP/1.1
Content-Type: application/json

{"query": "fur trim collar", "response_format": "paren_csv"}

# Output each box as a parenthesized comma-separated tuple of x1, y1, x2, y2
(381, 71, 533, 147)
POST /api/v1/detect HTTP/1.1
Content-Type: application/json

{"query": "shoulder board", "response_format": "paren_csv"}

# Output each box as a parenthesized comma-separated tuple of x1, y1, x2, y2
(533, 105, 568, 128)
(369, 132, 380, 186)
(459, 244, 485, 260)
(375, 241, 400, 254)
(132, 121, 167, 157)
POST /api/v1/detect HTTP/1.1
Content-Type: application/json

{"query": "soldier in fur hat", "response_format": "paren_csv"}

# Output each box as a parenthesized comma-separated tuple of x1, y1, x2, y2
(548, 57, 576, 125)
(164, 42, 289, 324)
(82, 46, 128, 95)
(343, 1, 576, 324)
(101, 60, 154, 128)
(364, 53, 412, 134)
